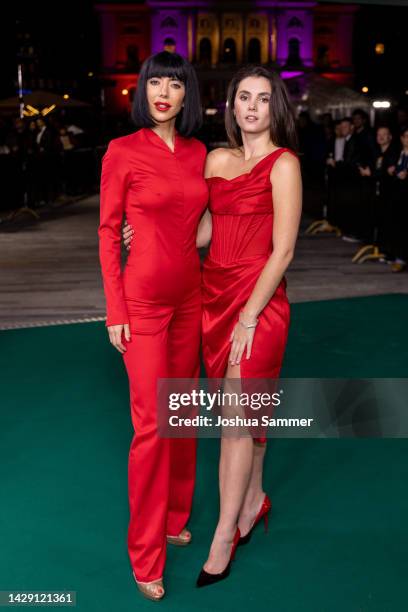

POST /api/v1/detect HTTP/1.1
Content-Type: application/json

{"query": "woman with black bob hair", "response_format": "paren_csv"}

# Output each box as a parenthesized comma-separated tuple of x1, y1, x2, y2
(131, 50, 202, 136)
(98, 51, 208, 601)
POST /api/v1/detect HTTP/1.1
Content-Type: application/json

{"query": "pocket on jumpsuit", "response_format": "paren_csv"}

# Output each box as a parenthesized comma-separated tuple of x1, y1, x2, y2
(125, 299, 174, 335)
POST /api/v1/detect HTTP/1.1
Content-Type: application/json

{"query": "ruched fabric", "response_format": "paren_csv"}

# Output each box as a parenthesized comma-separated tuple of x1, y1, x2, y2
(202, 148, 297, 442)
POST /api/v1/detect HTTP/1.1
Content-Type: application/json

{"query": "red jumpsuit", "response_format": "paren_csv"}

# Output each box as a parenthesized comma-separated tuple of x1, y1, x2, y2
(98, 127, 208, 582)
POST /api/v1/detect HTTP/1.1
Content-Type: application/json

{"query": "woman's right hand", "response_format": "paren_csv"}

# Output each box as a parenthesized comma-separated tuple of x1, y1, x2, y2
(122, 218, 134, 251)
(107, 324, 131, 353)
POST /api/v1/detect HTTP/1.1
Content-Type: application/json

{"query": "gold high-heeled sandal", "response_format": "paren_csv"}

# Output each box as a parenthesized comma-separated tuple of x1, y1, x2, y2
(166, 527, 192, 546)
(133, 572, 165, 601)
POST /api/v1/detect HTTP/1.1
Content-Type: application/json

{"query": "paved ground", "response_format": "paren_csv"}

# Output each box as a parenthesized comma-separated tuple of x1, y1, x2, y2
(0, 194, 407, 329)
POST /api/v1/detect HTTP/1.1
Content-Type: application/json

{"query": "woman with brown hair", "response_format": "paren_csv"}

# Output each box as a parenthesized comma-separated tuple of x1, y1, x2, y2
(196, 65, 302, 587)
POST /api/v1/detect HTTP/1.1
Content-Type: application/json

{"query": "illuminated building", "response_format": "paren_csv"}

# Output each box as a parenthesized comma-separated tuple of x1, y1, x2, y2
(95, 1, 358, 111)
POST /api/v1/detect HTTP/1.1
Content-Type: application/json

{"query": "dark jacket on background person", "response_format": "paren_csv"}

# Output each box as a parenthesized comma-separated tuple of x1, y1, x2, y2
(395, 150, 408, 173)
(372, 144, 400, 181)
(354, 127, 377, 168)
(342, 134, 361, 167)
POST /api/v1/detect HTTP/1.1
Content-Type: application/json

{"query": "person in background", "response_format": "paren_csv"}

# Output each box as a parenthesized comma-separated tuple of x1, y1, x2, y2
(7, 119, 37, 209)
(358, 126, 399, 251)
(59, 126, 76, 197)
(59, 126, 75, 151)
(297, 110, 326, 182)
(34, 117, 62, 206)
(26, 120, 38, 154)
(395, 107, 408, 136)
(352, 108, 376, 168)
(332, 120, 343, 160)
(326, 117, 361, 241)
(321, 112, 335, 151)
(66, 122, 85, 147)
(388, 128, 408, 272)
(326, 117, 358, 167)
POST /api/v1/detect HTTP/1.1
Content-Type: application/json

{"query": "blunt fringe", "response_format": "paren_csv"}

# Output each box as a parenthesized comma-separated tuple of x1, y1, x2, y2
(131, 51, 202, 137)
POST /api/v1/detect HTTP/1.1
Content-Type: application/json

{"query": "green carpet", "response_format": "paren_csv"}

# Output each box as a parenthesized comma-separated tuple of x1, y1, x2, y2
(1, 294, 407, 611)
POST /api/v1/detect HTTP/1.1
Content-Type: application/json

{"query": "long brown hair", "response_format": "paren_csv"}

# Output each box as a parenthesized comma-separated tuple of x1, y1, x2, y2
(225, 65, 298, 152)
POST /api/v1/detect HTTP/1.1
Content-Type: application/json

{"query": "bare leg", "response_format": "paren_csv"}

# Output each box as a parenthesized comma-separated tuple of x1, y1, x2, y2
(237, 442, 267, 537)
(203, 363, 254, 573)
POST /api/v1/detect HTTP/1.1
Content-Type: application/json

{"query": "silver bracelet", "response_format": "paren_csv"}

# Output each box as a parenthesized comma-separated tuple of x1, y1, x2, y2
(239, 320, 258, 329)
(238, 312, 259, 329)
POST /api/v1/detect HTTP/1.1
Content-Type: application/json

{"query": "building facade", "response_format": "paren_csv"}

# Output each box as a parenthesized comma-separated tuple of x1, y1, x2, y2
(95, 1, 358, 112)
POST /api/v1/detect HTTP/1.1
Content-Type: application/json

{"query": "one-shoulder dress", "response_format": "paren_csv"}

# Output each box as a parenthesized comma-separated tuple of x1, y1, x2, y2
(201, 148, 297, 440)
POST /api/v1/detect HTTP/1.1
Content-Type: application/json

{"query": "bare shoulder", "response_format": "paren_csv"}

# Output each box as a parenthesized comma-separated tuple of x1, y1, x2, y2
(205, 147, 240, 178)
(271, 150, 300, 178)
(206, 147, 235, 163)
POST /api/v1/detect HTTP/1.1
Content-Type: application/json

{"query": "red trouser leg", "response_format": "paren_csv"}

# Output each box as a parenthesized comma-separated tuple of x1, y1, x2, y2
(122, 293, 200, 582)
(124, 316, 170, 583)
(166, 290, 201, 536)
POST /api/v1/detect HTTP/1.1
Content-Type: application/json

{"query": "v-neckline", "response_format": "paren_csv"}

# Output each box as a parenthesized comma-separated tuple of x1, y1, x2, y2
(208, 148, 284, 182)
(145, 127, 178, 154)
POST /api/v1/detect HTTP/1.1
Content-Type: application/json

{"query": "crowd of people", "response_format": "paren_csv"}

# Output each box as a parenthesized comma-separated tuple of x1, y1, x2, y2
(298, 108, 408, 273)
(1, 105, 407, 274)
(0, 115, 101, 211)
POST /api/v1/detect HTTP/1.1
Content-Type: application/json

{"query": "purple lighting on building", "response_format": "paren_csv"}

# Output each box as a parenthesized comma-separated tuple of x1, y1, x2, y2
(280, 71, 304, 79)
(276, 8, 314, 67)
(147, 1, 317, 67)
(149, 3, 190, 58)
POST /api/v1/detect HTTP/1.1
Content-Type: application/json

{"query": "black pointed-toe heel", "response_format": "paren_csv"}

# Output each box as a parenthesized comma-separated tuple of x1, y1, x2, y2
(196, 527, 240, 588)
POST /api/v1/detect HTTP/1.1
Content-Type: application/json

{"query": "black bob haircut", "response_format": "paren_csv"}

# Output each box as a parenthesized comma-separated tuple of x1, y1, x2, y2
(131, 51, 202, 137)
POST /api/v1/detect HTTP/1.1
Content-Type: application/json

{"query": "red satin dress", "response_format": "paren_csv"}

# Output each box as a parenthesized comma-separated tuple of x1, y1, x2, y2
(98, 127, 208, 582)
(202, 148, 297, 442)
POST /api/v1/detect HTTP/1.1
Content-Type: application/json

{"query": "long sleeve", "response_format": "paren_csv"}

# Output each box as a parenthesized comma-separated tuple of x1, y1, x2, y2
(98, 140, 130, 327)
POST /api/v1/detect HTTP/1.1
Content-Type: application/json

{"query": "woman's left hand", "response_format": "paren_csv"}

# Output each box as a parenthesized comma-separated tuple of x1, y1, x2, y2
(228, 322, 255, 365)
(122, 219, 133, 250)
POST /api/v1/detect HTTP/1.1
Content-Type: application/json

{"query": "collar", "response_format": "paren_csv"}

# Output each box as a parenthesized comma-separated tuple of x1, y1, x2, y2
(142, 126, 181, 154)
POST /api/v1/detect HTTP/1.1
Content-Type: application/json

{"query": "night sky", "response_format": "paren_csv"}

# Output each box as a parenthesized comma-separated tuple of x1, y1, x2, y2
(1, 0, 99, 99)
(1, 1, 407, 105)
(353, 3, 408, 99)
